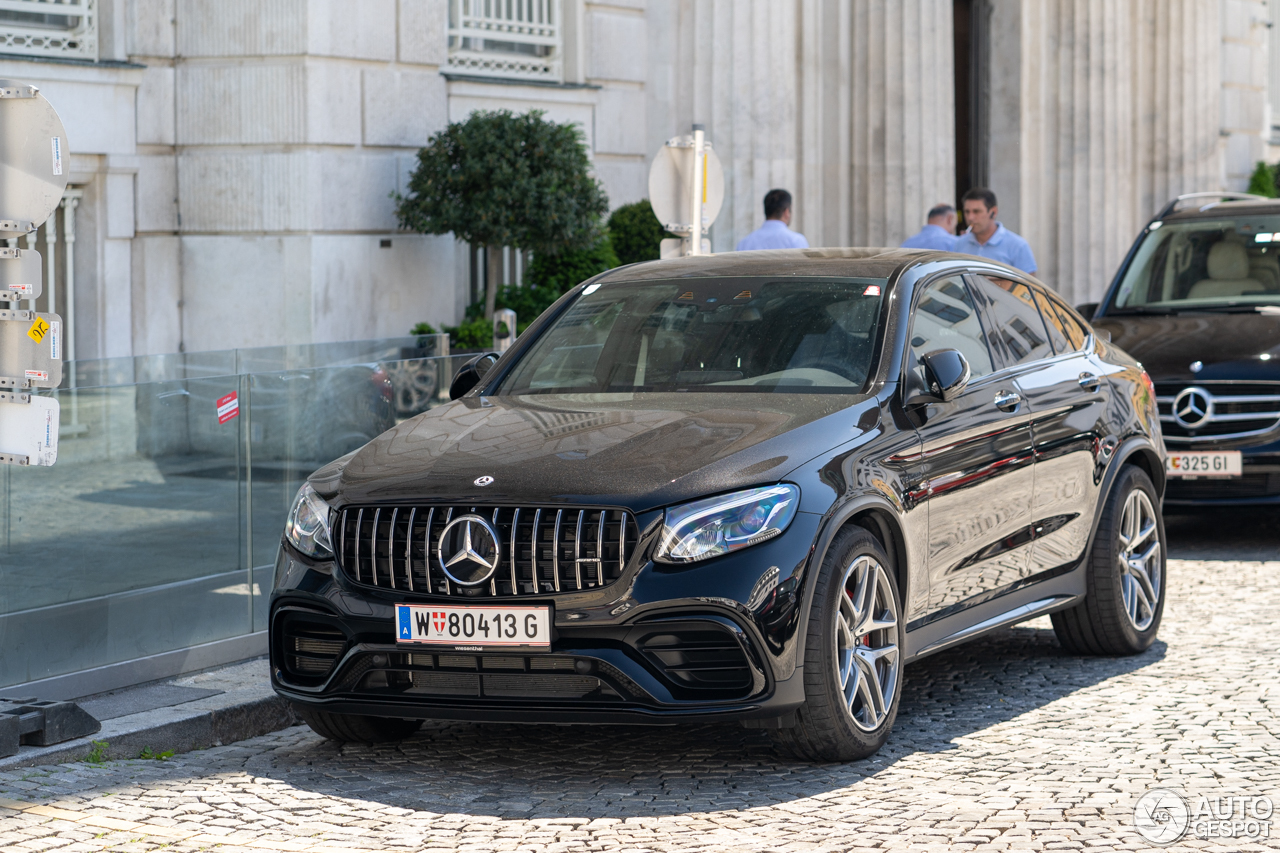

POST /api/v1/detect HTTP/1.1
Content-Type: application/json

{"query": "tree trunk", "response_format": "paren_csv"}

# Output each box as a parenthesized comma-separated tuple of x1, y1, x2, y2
(485, 244, 502, 319)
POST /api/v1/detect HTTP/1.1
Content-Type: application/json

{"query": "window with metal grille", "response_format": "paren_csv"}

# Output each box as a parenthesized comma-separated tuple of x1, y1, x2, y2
(0, 0, 97, 60)
(446, 0, 562, 82)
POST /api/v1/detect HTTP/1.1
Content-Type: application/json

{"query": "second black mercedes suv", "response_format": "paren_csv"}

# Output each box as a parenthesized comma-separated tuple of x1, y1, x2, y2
(1086, 192, 1280, 505)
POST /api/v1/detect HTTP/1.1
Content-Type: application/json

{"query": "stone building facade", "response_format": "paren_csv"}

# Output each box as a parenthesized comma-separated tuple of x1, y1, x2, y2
(0, 0, 1272, 360)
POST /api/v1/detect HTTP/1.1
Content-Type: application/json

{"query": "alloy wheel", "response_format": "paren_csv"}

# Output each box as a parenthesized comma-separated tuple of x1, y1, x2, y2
(834, 555, 901, 732)
(1118, 489, 1162, 631)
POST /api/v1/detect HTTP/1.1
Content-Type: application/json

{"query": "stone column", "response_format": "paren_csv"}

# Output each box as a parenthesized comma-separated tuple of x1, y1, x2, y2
(647, 0, 801, 253)
(1131, 0, 1220, 212)
(992, 0, 1135, 304)
(848, 0, 956, 247)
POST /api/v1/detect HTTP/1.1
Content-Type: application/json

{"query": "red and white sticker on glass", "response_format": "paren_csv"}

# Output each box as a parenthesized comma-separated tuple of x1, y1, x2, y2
(216, 392, 239, 424)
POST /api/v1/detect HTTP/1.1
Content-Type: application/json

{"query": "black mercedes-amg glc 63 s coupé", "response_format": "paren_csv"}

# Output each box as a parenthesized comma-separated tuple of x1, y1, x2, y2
(270, 249, 1167, 761)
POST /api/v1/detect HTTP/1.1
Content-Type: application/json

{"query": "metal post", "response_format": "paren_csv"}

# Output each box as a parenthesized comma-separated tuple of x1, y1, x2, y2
(689, 124, 705, 256)
(62, 197, 77, 364)
(43, 212, 56, 316)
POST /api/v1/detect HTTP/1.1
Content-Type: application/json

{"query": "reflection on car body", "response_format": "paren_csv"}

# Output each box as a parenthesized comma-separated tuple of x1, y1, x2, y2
(270, 248, 1168, 761)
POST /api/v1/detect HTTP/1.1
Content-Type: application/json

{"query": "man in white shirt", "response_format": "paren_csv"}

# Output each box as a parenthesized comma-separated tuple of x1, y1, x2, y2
(736, 189, 810, 251)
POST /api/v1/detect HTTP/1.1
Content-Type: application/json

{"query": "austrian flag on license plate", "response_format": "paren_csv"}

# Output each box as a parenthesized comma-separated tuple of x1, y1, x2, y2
(396, 604, 551, 647)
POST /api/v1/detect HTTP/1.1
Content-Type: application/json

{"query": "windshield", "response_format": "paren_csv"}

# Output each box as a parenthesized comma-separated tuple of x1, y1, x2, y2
(1108, 216, 1280, 312)
(495, 277, 886, 395)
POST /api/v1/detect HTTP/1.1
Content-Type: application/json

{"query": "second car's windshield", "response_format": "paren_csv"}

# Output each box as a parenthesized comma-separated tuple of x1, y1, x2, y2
(495, 277, 886, 395)
(1109, 216, 1280, 311)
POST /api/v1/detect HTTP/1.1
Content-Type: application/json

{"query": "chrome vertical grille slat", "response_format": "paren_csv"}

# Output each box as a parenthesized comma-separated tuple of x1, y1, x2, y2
(336, 504, 636, 599)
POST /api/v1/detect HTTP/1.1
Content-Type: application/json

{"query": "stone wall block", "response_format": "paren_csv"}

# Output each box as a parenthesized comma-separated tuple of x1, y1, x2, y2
(131, 236, 182, 356)
(587, 10, 647, 82)
(363, 67, 447, 147)
(128, 0, 176, 57)
(177, 63, 306, 145)
(177, 154, 263, 232)
(398, 0, 448, 65)
(176, 0, 307, 57)
(137, 65, 176, 146)
(135, 156, 178, 233)
(307, 0, 397, 60)
(595, 87, 646, 155)
(304, 60, 362, 145)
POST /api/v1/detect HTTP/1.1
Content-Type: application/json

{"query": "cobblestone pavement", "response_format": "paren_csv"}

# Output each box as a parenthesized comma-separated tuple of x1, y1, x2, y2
(0, 508, 1277, 852)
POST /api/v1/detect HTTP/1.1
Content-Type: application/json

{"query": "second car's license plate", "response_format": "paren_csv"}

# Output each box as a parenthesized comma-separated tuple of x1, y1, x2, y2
(1165, 450, 1242, 478)
(395, 604, 551, 647)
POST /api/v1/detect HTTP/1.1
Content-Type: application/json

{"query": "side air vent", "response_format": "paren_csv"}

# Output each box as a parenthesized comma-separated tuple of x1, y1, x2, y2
(276, 612, 348, 684)
(637, 624, 755, 699)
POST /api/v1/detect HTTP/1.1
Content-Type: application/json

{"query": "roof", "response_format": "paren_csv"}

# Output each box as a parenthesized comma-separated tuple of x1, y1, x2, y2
(596, 247, 958, 283)
(1160, 198, 1280, 222)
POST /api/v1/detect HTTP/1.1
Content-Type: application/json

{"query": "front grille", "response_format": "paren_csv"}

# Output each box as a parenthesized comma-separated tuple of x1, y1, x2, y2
(278, 614, 348, 683)
(1155, 382, 1280, 442)
(349, 652, 636, 701)
(336, 504, 637, 597)
(637, 626, 754, 698)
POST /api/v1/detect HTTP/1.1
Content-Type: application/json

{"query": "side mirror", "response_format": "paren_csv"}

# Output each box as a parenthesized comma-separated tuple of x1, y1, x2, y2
(449, 352, 499, 400)
(907, 349, 971, 406)
(1075, 302, 1099, 321)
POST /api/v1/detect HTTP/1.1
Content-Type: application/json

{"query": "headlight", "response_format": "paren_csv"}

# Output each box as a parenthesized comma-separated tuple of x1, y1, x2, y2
(284, 483, 334, 559)
(654, 484, 799, 564)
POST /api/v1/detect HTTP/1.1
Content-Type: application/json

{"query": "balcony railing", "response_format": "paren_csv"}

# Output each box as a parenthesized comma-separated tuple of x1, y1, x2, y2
(447, 0, 562, 82)
(0, 0, 96, 61)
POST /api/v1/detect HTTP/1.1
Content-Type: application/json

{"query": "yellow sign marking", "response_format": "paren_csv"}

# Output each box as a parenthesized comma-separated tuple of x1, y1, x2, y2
(27, 317, 49, 344)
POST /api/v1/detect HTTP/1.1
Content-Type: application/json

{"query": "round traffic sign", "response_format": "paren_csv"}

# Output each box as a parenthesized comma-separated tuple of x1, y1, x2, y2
(648, 141, 724, 233)
(0, 80, 70, 232)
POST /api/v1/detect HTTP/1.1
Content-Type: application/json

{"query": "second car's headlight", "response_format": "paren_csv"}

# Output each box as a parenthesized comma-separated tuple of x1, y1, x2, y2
(284, 482, 334, 559)
(654, 484, 800, 564)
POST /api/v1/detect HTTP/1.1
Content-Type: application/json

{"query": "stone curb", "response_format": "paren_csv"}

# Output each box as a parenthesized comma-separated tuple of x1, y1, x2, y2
(0, 691, 299, 770)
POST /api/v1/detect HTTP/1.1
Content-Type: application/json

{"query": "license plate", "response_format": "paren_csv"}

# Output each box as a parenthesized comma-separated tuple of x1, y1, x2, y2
(395, 604, 551, 648)
(1165, 450, 1242, 478)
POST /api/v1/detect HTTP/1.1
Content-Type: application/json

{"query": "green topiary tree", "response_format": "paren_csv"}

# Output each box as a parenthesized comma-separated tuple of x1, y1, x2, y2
(396, 109, 609, 318)
(462, 236, 619, 333)
(607, 200, 666, 266)
(1247, 161, 1278, 198)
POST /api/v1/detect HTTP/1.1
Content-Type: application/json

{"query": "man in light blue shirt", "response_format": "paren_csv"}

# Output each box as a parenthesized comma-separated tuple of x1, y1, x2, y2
(901, 204, 959, 250)
(954, 187, 1037, 274)
(736, 189, 809, 250)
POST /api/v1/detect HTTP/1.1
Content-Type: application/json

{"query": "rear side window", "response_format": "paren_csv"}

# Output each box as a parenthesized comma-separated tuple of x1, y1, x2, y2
(1043, 291, 1090, 351)
(908, 276, 995, 378)
(1028, 286, 1071, 354)
(973, 275, 1055, 367)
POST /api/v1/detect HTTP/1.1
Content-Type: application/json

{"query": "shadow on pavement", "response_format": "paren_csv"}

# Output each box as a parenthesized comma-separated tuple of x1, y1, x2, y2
(242, 624, 1165, 818)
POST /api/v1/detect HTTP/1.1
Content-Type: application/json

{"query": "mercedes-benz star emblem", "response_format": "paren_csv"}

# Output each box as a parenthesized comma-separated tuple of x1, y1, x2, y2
(1172, 386, 1212, 429)
(474, 475, 494, 487)
(436, 514, 501, 586)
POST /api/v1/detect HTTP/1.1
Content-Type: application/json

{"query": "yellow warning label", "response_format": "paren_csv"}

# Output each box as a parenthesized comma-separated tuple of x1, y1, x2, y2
(27, 317, 49, 344)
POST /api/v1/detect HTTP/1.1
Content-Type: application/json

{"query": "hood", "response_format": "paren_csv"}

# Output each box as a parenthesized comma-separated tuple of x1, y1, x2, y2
(322, 392, 874, 511)
(1093, 312, 1280, 384)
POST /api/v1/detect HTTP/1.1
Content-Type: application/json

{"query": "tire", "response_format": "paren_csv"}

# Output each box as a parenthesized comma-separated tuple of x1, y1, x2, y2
(293, 704, 423, 744)
(1051, 465, 1166, 656)
(771, 525, 905, 762)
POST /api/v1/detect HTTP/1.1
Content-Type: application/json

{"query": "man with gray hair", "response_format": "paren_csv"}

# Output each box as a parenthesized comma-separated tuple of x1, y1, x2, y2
(901, 203, 958, 250)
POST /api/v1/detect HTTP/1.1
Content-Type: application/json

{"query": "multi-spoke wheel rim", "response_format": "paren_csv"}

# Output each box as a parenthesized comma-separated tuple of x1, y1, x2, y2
(1118, 489, 1162, 632)
(834, 555, 901, 732)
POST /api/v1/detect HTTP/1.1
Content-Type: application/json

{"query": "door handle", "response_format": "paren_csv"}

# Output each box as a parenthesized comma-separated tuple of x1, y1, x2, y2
(1078, 372, 1101, 391)
(993, 390, 1022, 412)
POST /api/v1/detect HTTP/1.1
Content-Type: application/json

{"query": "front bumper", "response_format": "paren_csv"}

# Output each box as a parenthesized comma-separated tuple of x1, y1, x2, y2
(269, 511, 820, 724)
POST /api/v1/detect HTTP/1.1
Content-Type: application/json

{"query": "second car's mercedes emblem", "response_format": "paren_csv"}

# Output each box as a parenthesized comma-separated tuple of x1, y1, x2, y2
(474, 475, 494, 487)
(1172, 386, 1212, 429)
(436, 514, 501, 586)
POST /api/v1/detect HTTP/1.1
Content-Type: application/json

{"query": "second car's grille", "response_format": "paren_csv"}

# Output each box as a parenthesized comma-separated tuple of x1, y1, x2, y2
(1155, 382, 1280, 442)
(336, 505, 637, 597)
